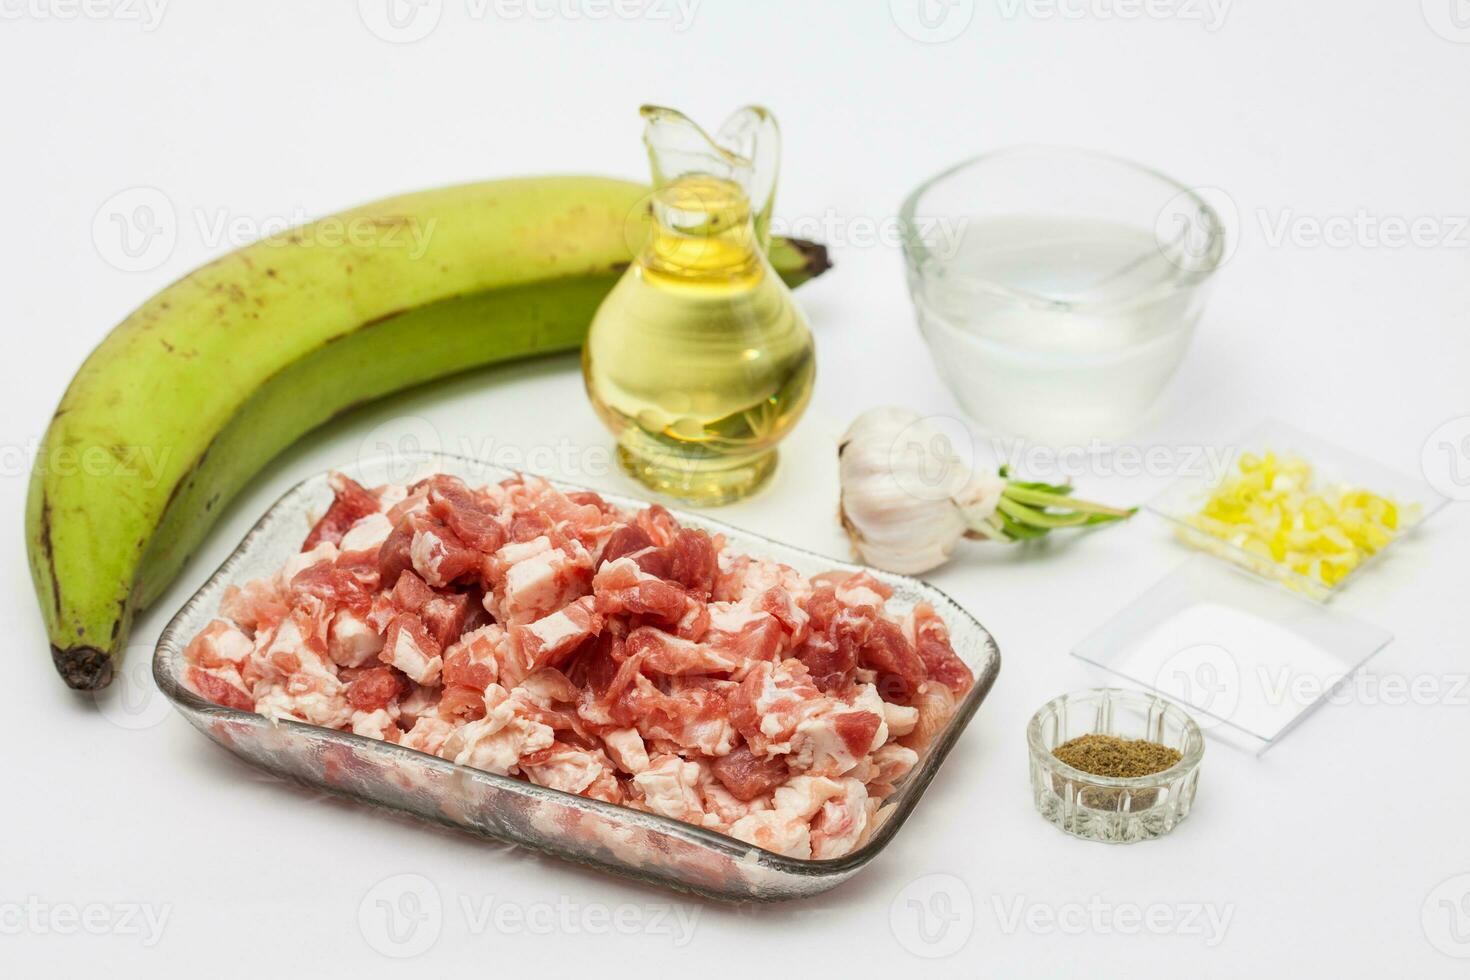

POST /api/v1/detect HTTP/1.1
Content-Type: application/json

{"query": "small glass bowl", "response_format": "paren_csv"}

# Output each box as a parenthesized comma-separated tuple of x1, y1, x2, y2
(1027, 688, 1203, 844)
(899, 146, 1225, 443)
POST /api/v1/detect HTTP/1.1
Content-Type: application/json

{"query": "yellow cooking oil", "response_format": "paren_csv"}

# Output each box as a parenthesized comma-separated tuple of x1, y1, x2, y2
(583, 108, 815, 506)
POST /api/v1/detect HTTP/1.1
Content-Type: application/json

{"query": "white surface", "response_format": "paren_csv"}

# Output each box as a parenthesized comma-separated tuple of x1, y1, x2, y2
(3, 2, 1469, 976)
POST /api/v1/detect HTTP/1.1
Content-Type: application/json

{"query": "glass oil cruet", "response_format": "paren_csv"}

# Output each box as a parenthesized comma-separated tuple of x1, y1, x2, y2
(582, 105, 816, 506)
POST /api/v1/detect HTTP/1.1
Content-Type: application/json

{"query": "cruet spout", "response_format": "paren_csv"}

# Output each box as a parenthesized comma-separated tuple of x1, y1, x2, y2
(640, 104, 781, 248)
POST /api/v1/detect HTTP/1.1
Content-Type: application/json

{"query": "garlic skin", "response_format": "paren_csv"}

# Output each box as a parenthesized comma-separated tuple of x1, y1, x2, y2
(838, 407, 997, 574)
(954, 468, 1007, 532)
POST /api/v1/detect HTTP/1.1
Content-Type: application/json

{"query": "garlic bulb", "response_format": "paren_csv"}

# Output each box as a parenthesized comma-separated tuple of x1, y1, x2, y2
(837, 408, 1001, 573)
(838, 407, 1134, 574)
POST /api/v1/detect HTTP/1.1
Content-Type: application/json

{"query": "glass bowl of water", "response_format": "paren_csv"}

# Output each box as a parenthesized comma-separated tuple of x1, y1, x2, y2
(899, 147, 1225, 443)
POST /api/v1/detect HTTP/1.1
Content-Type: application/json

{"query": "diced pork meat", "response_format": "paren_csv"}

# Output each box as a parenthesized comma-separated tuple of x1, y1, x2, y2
(345, 665, 406, 712)
(507, 596, 600, 685)
(711, 744, 789, 801)
(327, 609, 385, 668)
(907, 602, 974, 695)
(381, 613, 442, 686)
(666, 527, 718, 597)
(596, 524, 654, 568)
(442, 625, 504, 691)
(858, 618, 928, 705)
(303, 473, 380, 551)
(410, 518, 481, 588)
(632, 755, 705, 822)
(183, 470, 972, 862)
(426, 474, 505, 553)
(421, 592, 472, 649)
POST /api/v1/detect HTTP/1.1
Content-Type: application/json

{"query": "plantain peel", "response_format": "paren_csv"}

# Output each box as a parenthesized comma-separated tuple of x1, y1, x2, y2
(27, 176, 831, 689)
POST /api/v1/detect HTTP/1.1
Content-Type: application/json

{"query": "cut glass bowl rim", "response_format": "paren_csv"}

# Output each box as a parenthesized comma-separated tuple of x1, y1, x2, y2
(1026, 687, 1205, 789)
(153, 452, 1002, 877)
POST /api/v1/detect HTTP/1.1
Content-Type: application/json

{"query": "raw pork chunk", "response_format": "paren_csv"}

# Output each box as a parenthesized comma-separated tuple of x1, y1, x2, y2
(184, 472, 973, 859)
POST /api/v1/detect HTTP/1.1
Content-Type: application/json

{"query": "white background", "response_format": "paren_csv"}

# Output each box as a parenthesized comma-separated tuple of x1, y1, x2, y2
(3, 1, 1469, 976)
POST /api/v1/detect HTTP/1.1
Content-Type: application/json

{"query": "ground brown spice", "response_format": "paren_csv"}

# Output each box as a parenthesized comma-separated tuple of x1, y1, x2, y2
(1052, 734, 1182, 778)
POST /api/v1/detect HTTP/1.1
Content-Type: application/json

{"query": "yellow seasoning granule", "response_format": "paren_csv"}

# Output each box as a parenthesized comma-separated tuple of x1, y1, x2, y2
(1186, 450, 1413, 591)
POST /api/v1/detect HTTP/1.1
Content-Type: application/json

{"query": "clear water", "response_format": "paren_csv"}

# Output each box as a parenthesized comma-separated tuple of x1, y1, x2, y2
(916, 215, 1207, 443)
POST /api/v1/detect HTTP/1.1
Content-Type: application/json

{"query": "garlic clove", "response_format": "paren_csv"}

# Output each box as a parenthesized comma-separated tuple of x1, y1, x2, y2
(838, 407, 972, 574)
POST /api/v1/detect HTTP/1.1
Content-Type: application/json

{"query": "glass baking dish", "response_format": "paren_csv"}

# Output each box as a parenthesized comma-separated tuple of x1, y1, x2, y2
(153, 453, 1001, 902)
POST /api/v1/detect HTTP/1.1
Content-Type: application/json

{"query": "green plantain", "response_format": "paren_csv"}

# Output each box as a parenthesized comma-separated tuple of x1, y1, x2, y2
(27, 176, 830, 690)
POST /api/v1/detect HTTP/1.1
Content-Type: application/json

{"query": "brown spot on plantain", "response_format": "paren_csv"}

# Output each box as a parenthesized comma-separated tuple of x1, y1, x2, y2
(52, 644, 114, 690)
(39, 495, 61, 619)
